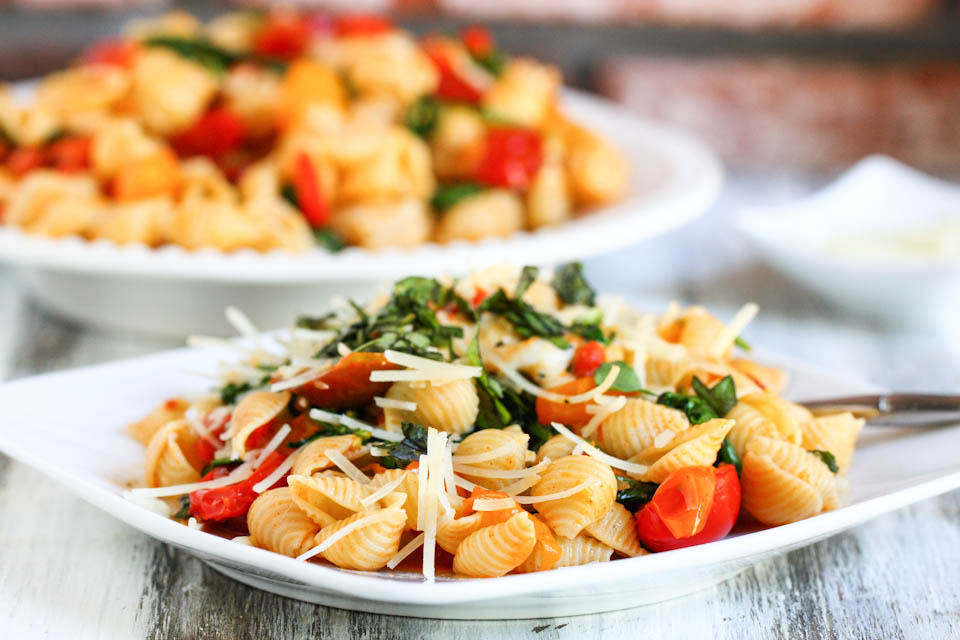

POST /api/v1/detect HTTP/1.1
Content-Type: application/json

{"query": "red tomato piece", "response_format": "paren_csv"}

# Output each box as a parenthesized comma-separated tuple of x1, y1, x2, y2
(253, 13, 311, 60)
(293, 152, 329, 227)
(189, 451, 288, 521)
(571, 341, 605, 378)
(534, 377, 597, 429)
(636, 464, 741, 552)
(46, 136, 92, 173)
(474, 128, 543, 190)
(294, 352, 400, 410)
(7, 147, 46, 178)
(193, 412, 231, 472)
(470, 287, 488, 307)
(171, 108, 246, 158)
(82, 39, 138, 68)
(422, 39, 484, 103)
(461, 25, 494, 58)
(334, 14, 394, 37)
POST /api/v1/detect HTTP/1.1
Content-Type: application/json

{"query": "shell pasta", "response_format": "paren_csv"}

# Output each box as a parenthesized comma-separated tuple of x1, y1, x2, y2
(126, 263, 864, 579)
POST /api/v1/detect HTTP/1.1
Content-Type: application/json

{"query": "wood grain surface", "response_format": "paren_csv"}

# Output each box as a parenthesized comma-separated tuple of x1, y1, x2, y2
(1, 171, 959, 639)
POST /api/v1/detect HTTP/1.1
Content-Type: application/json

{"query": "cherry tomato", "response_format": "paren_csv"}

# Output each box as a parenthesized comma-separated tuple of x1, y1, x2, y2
(7, 147, 46, 178)
(82, 39, 138, 68)
(636, 464, 741, 552)
(474, 128, 543, 191)
(534, 377, 596, 429)
(422, 39, 484, 103)
(571, 341, 605, 378)
(192, 411, 231, 471)
(46, 136, 92, 173)
(189, 451, 288, 521)
(171, 108, 246, 158)
(470, 287, 488, 307)
(461, 25, 494, 58)
(334, 14, 393, 37)
(293, 152, 329, 227)
(294, 352, 400, 409)
(253, 13, 311, 60)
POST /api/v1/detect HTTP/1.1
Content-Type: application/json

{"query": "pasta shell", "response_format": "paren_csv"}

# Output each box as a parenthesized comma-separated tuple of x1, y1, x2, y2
(383, 378, 479, 435)
(530, 455, 616, 539)
(799, 412, 864, 475)
(583, 502, 647, 557)
(287, 475, 372, 526)
(554, 533, 614, 568)
(537, 434, 576, 464)
(436, 512, 485, 555)
(247, 487, 320, 558)
(229, 391, 290, 457)
(514, 514, 562, 573)
(292, 434, 363, 477)
(632, 418, 735, 484)
(369, 469, 419, 530)
(741, 435, 839, 525)
(726, 392, 802, 459)
(453, 429, 530, 491)
(730, 358, 789, 395)
(453, 511, 537, 578)
(317, 498, 407, 571)
(144, 419, 202, 488)
(128, 397, 189, 446)
(596, 398, 689, 460)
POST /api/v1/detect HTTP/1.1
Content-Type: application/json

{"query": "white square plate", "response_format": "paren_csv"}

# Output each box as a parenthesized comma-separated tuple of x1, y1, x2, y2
(0, 345, 958, 619)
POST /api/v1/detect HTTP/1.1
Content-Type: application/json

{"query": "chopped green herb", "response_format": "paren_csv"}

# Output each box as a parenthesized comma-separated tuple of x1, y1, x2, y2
(715, 437, 742, 474)
(145, 35, 285, 74)
(478, 271, 571, 350)
(312, 228, 345, 252)
(172, 495, 191, 520)
(201, 457, 242, 476)
(473, 50, 508, 76)
(405, 95, 440, 138)
(569, 320, 609, 344)
(281, 183, 298, 209)
(295, 312, 337, 331)
(219, 375, 270, 405)
(734, 336, 752, 351)
(810, 449, 839, 474)
(373, 422, 429, 469)
(594, 360, 647, 393)
(616, 475, 658, 513)
(430, 182, 485, 211)
(657, 392, 717, 425)
(552, 262, 596, 306)
(691, 375, 738, 417)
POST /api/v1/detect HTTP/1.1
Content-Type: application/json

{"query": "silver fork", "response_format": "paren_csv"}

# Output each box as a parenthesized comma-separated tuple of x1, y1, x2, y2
(799, 393, 960, 428)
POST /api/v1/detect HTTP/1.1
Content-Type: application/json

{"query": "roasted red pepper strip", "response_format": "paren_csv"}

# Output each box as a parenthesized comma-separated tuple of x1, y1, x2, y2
(294, 352, 401, 410)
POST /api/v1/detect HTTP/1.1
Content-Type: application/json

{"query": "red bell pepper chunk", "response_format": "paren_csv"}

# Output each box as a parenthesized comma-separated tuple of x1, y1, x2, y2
(422, 39, 484, 104)
(171, 108, 246, 158)
(253, 13, 312, 60)
(189, 451, 288, 522)
(474, 128, 543, 190)
(293, 152, 330, 227)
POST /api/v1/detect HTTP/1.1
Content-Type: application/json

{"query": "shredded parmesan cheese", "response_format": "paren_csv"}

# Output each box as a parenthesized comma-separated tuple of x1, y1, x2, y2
(307, 408, 404, 442)
(501, 474, 541, 496)
(231, 536, 253, 545)
(471, 497, 518, 511)
(452, 441, 516, 465)
(653, 430, 676, 448)
(452, 460, 548, 479)
(370, 369, 481, 383)
(580, 395, 627, 440)
(374, 396, 418, 412)
(550, 422, 650, 475)
(484, 350, 619, 404)
(325, 449, 370, 485)
(386, 533, 425, 569)
(225, 306, 262, 348)
(270, 369, 328, 393)
(512, 479, 601, 504)
(128, 462, 254, 498)
(416, 454, 429, 531)
(251, 453, 297, 494)
(384, 350, 479, 375)
(250, 424, 291, 468)
(708, 302, 759, 359)
(337, 342, 352, 357)
(121, 491, 171, 516)
(360, 474, 405, 507)
(296, 514, 382, 561)
(187, 517, 202, 530)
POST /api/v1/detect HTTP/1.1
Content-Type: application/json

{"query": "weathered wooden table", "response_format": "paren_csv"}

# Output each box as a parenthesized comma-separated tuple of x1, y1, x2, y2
(1, 172, 959, 639)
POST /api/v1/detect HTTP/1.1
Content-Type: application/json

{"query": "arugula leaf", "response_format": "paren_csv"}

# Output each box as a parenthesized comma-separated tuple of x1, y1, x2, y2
(172, 495, 191, 520)
(615, 475, 659, 513)
(201, 457, 242, 476)
(715, 438, 742, 474)
(734, 336, 752, 351)
(312, 228, 345, 253)
(405, 95, 440, 138)
(552, 262, 596, 306)
(145, 35, 285, 74)
(515, 266, 539, 299)
(430, 182, 486, 211)
(478, 289, 570, 349)
(657, 392, 717, 425)
(691, 375, 738, 417)
(810, 449, 839, 474)
(374, 423, 429, 469)
(219, 375, 270, 405)
(594, 360, 647, 393)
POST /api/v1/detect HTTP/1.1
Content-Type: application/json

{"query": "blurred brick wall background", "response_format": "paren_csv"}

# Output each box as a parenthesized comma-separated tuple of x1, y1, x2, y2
(2, 0, 959, 170)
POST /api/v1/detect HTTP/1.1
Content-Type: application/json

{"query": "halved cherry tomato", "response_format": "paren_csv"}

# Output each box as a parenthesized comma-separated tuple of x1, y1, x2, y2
(293, 152, 329, 227)
(422, 38, 484, 103)
(253, 13, 311, 60)
(82, 39, 138, 68)
(636, 464, 741, 552)
(193, 411, 231, 470)
(171, 108, 246, 158)
(189, 451, 288, 521)
(470, 287, 488, 307)
(534, 377, 596, 428)
(7, 147, 46, 178)
(474, 128, 543, 191)
(46, 136, 92, 173)
(461, 25, 494, 59)
(334, 14, 393, 37)
(571, 341, 605, 378)
(294, 352, 401, 409)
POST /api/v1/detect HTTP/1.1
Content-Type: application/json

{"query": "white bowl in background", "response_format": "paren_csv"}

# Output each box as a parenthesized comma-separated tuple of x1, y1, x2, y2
(0, 89, 723, 337)
(735, 155, 960, 325)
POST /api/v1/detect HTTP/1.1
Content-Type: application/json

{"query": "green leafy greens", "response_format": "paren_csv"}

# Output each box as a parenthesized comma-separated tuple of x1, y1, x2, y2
(593, 360, 648, 393)
(478, 267, 571, 349)
(430, 182, 486, 211)
(690, 375, 738, 417)
(810, 449, 839, 474)
(552, 262, 596, 307)
(145, 35, 285, 74)
(716, 438, 742, 473)
(201, 457, 242, 476)
(405, 95, 440, 138)
(615, 475, 659, 513)
(219, 374, 271, 405)
(373, 423, 429, 469)
(172, 495, 191, 520)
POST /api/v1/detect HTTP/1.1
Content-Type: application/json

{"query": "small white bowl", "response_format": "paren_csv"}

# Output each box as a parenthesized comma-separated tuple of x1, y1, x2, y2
(735, 155, 960, 325)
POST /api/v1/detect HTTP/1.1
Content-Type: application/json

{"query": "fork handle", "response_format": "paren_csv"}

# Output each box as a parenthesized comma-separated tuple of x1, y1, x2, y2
(800, 393, 960, 428)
